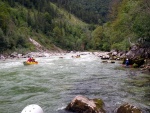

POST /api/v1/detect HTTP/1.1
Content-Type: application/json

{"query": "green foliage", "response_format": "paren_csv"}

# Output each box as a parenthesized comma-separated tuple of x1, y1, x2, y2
(93, 0, 150, 51)
(111, 42, 126, 51)
(133, 13, 150, 38)
(0, 1, 10, 34)
(91, 26, 103, 49)
(50, 0, 120, 24)
(133, 63, 138, 68)
(0, 0, 92, 53)
(0, 28, 8, 51)
(0, 0, 149, 53)
(91, 25, 112, 51)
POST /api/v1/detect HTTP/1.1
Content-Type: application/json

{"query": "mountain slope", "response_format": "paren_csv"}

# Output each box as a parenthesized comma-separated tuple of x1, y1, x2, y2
(0, 0, 91, 54)
(50, 0, 121, 24)
(91, 0, 150, 51)
(0, 0, 149, 54)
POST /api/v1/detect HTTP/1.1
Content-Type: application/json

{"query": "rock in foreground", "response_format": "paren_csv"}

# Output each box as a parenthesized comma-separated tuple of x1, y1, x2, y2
(65, 95, 105, 113)
(117, 103, 142, 113)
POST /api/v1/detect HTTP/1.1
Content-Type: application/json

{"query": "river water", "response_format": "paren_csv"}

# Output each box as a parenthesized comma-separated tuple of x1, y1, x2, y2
(0, 52, 149, 113)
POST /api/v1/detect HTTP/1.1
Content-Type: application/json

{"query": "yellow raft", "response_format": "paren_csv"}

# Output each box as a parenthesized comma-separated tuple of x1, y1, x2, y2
(23, 61, 38, 65)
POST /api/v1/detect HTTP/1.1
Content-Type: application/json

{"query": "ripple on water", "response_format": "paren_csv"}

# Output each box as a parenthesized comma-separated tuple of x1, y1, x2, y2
(0, 55, 149, 113)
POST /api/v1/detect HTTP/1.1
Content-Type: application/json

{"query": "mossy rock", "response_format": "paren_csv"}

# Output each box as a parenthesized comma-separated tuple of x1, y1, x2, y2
(133, 63, 139, 68)
(93, 98, 105, 113)
(133, 58, 145, 67)
(117, 103, 142, 113)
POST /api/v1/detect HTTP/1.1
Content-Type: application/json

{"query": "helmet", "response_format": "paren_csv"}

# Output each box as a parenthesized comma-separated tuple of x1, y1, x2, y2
(21, 104, 44, 113)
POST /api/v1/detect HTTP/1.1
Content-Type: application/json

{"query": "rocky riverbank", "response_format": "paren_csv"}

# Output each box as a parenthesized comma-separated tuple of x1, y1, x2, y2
(0, 51, 66, 60)
(0, 47, 149, 73)
(65, 95, 143, 113)
(93, 44, 150, 73)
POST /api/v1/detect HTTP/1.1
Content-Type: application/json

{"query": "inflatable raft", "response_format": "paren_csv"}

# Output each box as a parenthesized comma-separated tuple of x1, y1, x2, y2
(23, 61, 38, 65)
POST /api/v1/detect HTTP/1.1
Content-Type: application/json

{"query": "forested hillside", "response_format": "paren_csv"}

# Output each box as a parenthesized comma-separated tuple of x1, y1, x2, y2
(0, 0, 91, 54)
(0, 0, 149, 55)
(91, 0, 150, 51)
(50, 0, 121, 24)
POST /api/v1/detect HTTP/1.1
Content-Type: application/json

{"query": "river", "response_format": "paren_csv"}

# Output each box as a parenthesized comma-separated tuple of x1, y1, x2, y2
(0, 52, 149, 113)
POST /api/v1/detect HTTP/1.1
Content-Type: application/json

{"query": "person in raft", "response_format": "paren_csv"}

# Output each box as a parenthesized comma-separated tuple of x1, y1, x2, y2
(31, 57, 35, 62)
(27, 57, 32, 62)
(27, 57, 35, 62)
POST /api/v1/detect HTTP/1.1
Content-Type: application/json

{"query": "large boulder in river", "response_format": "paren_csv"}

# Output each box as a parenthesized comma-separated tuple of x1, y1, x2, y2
(123, 44, 149, 67)
(117, 103, 142, 113)
(126, 45, 150, 59)
(65, 95, 105, 113)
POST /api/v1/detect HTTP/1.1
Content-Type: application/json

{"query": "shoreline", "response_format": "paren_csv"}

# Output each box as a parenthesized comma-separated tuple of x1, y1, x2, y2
(0, 51, 110, 60)
(1, 51, 149, 74)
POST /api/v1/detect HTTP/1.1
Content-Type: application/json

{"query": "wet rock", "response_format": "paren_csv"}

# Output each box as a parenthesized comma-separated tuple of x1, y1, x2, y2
(112, 51, 118, 56)
(10, 52, 18, 58)
(117, 103, 142, 113)
(0, 55, 5, 59)
(130, 58, 145, 68)
(101, 60, 108, 63)
(110, 60, 115, 63)
(117, 51, 125, 57)
(65, 95, 105, 113)
(133, 63, 139, 68)
(109, 50, 126, 60)
(101, 55, 110, 60)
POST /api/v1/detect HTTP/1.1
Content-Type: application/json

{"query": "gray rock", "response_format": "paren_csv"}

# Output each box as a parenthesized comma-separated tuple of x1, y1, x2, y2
(126, 45, 150, 59)
(65, 95, 105, 113)
(117, 103, 142, 113)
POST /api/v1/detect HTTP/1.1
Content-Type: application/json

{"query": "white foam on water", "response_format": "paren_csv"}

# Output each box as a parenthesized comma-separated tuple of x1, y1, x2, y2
(56, 106, 66, 111)
(0, 60, 23, 69)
